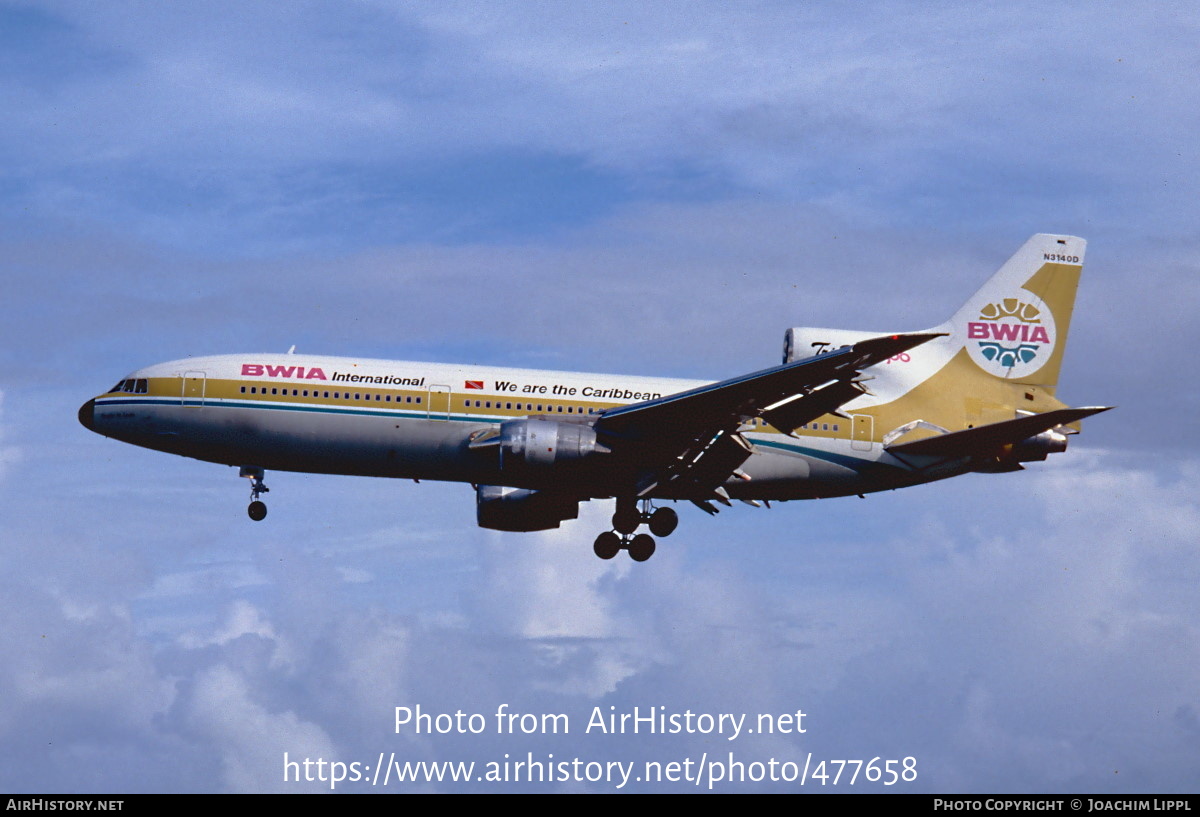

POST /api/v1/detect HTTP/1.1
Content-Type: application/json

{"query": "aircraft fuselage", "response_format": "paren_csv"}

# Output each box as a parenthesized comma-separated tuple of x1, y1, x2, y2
(79, 352, 921, 502)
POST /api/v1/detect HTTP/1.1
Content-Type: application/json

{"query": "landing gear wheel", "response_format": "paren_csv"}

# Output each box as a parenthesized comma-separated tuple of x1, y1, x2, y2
(648, 507, 678, 537)
(593, 531, 621, 560)
(628, 533, 656, 562)
(240, 466, 270, 521)
(612, 507, 641, 535)
(248, 500, 267, 521)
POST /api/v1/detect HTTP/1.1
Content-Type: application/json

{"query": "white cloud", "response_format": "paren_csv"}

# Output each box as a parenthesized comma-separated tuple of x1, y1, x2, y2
(1, 0, 1195, 792)
(185, 664, 338, 793)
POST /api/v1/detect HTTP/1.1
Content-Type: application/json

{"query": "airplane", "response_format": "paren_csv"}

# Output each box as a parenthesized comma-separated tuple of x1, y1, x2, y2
(79, 234, 1109, 562)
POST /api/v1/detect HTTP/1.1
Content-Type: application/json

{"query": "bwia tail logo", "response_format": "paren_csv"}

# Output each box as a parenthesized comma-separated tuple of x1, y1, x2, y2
(965, 291, 1055, 378)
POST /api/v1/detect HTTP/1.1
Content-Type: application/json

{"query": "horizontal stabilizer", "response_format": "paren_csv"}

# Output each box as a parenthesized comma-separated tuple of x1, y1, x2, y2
(886, 407, 1112, 458)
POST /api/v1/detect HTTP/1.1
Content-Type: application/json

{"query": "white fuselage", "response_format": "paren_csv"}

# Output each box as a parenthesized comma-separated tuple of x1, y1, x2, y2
(81, 352, 925, 502)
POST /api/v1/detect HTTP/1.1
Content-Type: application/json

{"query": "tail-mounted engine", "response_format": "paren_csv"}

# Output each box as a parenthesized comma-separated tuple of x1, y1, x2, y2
(783, 326, 880, 363)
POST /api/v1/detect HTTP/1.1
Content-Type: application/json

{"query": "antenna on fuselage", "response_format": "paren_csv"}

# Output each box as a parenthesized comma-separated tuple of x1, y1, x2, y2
(287, 345, 296, 355)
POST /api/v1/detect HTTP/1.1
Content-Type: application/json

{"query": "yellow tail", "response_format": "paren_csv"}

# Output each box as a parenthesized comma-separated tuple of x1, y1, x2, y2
(888, 233, 1087, 434)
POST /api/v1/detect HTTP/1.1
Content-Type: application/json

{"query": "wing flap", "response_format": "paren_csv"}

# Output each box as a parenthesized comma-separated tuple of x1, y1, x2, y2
(761, 378, 866, 433)
(594, 332, 941, 500)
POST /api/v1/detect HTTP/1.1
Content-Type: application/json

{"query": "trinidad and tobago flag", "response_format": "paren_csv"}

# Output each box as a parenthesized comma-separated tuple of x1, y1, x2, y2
(464, 380, 484, 390)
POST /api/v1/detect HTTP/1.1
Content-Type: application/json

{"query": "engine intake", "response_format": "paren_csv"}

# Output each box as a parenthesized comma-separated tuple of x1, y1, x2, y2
(497, 419, 610, 469)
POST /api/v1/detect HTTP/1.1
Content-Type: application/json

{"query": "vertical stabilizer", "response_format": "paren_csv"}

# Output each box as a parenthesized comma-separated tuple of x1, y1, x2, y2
(941, 234, 1085, 393)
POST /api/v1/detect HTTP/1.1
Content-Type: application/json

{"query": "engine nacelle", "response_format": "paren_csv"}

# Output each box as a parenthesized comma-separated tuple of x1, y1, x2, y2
(475, 485, 580, 532)
(783, 326, 884, 363)
(498, 419, 610, 469)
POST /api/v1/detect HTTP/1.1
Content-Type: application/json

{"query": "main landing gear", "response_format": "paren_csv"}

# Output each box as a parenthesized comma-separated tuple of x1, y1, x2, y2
(593, 498, 678, 562)
(240, 466, 269, 521)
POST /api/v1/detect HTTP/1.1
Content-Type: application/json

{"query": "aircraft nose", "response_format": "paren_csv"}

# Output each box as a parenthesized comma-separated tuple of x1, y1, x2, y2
(78, 398, 96, 432)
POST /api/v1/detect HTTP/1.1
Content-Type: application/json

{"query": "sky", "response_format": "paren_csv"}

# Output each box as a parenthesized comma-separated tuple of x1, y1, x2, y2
(1, 0, 1198, 793)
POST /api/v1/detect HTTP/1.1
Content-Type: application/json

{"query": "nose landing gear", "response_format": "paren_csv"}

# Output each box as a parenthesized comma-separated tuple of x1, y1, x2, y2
(593, 498, 677, 561)
(240, 466, 269, 521)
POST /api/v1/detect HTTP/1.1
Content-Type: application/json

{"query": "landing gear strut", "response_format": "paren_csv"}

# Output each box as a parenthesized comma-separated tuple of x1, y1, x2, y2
(593, 498, 678, 561)
(240, 466, 269, 521)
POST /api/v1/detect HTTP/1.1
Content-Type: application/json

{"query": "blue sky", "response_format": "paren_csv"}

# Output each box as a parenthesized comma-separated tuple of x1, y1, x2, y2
(1, 1, 1197, 792)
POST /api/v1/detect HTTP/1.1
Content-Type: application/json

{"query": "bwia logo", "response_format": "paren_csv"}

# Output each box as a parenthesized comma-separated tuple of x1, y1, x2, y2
(241, 363, 328, 380)
(964, 292, 1055, 379)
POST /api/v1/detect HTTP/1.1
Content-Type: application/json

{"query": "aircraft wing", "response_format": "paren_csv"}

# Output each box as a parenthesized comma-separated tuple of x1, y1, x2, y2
(594, 332, 941, 502)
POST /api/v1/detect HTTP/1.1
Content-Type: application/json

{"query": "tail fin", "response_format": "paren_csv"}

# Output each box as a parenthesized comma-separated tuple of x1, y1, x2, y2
(884, 233, 1089, 435)
(940, 233, 1085, 394)
(780, 235, 1090, 434)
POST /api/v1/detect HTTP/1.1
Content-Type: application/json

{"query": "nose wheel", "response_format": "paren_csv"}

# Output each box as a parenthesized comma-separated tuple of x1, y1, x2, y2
(595, 499, 677, 561)
(240, 466, 269, 521)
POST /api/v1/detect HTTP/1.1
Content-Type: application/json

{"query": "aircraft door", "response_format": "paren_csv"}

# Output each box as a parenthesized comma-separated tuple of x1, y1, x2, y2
(181, 371, 207, 407)
(427, 385, 451, 420)
(851, 413, 874, 451)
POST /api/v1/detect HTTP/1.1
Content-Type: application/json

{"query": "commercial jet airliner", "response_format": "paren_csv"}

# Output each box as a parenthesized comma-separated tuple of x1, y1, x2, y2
(79, 234, 1109, 561)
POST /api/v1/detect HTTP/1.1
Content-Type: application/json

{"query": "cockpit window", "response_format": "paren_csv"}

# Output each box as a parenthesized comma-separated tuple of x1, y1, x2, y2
(110, 378, 148, 394)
